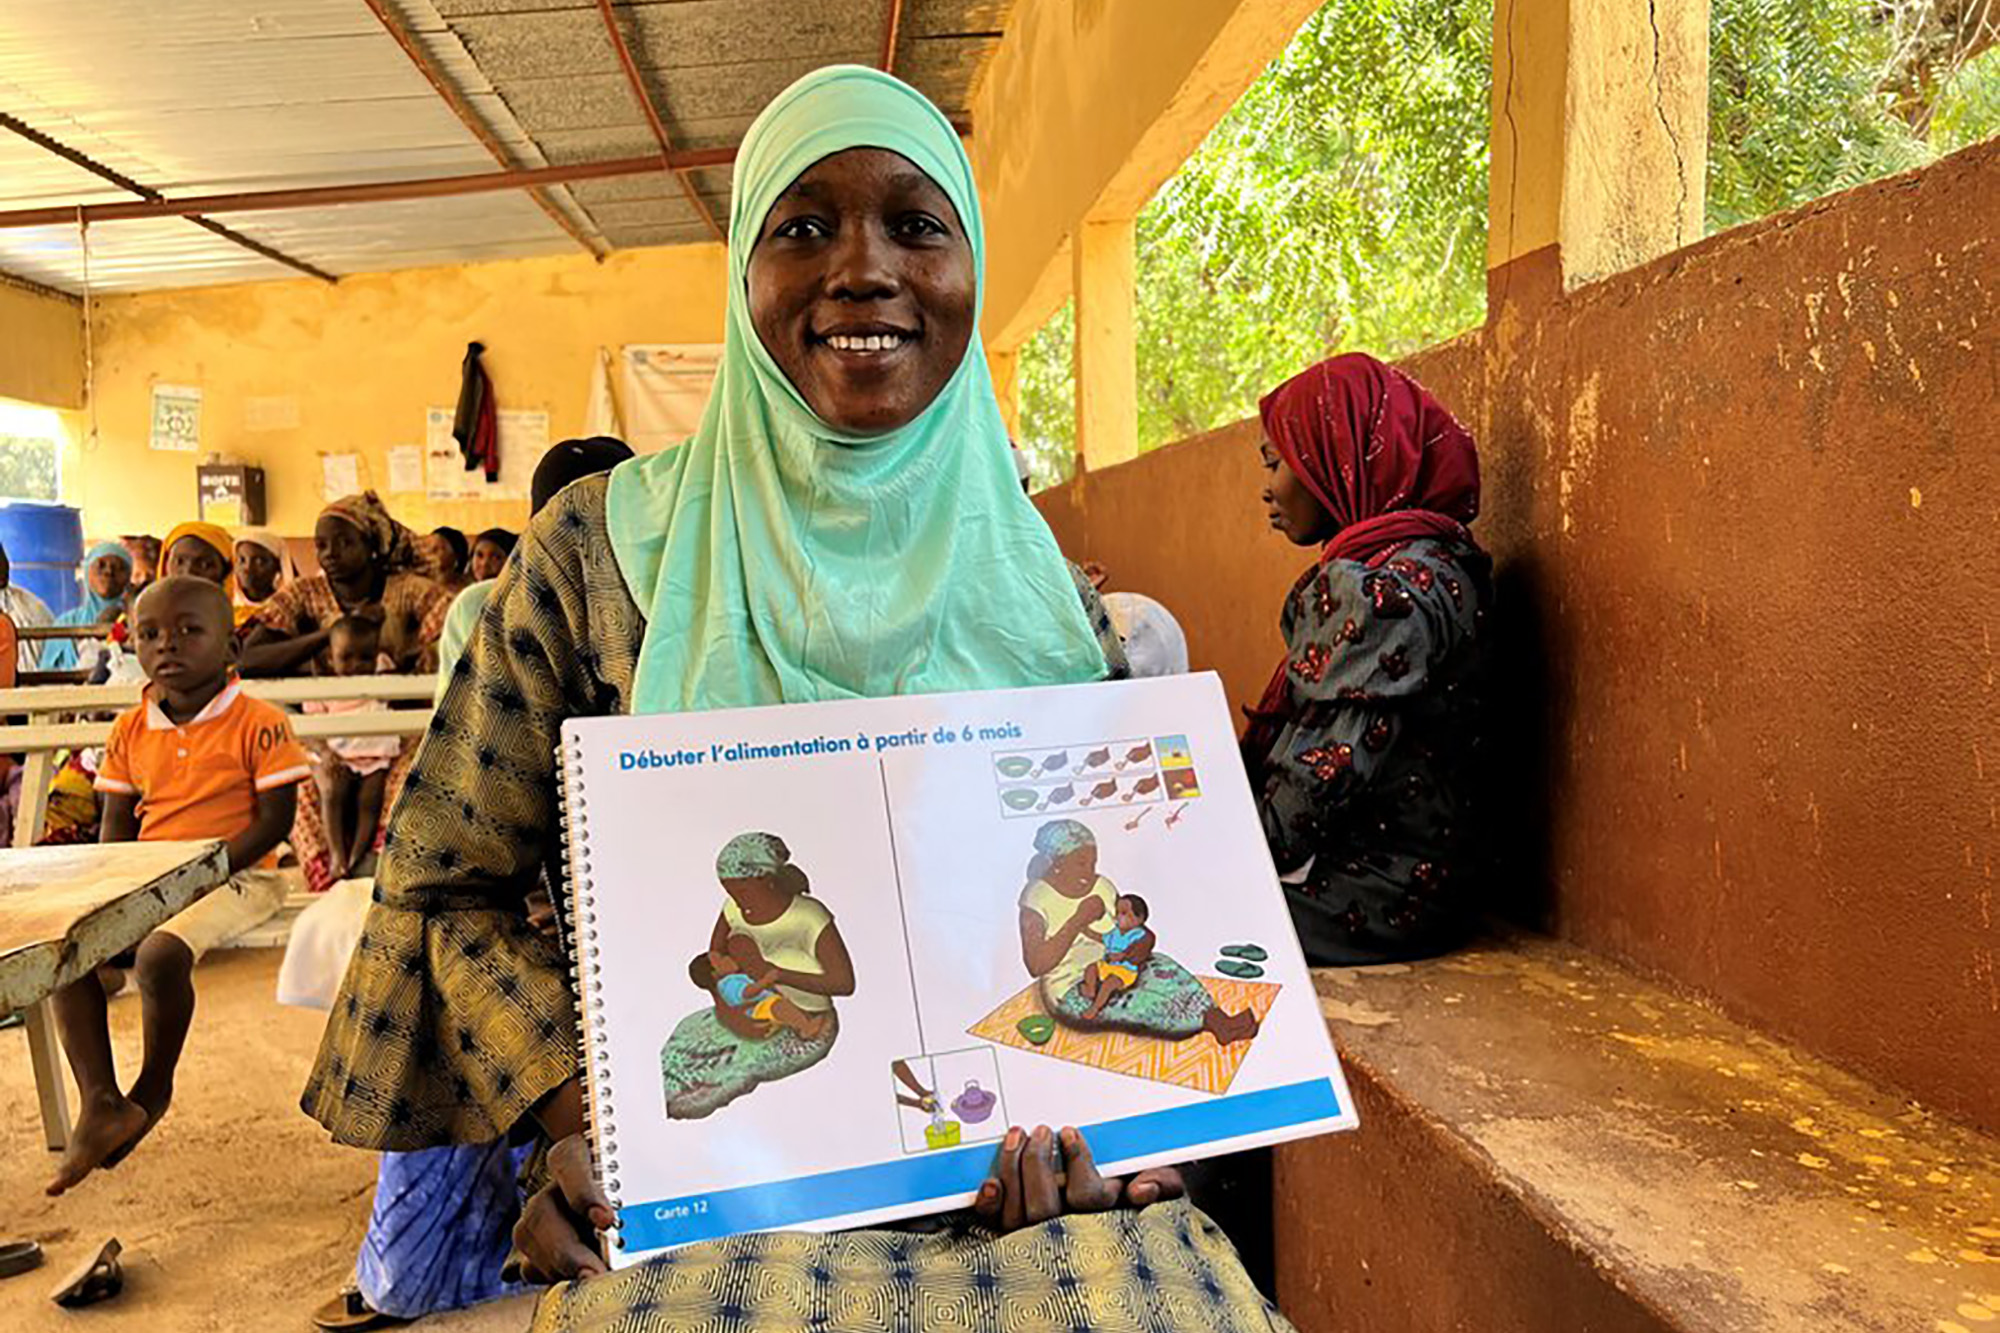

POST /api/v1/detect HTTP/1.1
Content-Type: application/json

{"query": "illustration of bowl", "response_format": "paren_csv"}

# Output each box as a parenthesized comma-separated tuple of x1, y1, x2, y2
(1000, 788, 1040, 811)
(1016, 1015, 1056, 1045)
(995, 756, 1035, 779)
(925, 1118, 962, 1150)
(951, 1080, 997, 1124)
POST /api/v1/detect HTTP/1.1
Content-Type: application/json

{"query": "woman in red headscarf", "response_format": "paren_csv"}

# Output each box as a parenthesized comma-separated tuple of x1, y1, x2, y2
(1242, 353, 1491, 965)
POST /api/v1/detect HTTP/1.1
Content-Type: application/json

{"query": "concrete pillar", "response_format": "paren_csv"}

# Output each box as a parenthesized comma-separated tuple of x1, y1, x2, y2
(1071, 217, 1138, 470)
(987, 345, 1021, 437)
(1488, 0, 1708, 293)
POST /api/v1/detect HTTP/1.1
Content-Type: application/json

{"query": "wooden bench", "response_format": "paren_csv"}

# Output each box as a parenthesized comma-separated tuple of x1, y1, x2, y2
(1276, 935, 1999, 1332)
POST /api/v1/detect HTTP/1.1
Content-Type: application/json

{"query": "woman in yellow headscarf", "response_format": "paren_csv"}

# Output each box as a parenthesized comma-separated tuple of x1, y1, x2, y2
(161, 521, 235, 595)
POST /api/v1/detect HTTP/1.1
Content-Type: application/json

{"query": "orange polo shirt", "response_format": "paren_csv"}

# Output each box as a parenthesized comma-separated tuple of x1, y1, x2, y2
(95, 680, 312, 852)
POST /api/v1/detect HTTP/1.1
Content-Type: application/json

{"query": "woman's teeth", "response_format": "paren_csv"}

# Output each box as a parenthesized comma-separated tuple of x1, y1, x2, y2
(824, 333, 908, 352)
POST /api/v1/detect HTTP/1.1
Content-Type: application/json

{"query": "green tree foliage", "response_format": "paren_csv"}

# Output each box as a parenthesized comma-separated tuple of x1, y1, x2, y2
(0, 435, 59, 502)
(1014, 0, 1998, 486)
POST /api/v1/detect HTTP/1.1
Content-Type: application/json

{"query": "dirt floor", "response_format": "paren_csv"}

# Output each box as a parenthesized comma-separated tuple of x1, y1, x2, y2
(0, 948, 537, 1332)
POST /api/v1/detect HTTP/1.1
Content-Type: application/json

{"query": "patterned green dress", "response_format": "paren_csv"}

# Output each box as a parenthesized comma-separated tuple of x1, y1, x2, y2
(301, 477, 1288, 1332)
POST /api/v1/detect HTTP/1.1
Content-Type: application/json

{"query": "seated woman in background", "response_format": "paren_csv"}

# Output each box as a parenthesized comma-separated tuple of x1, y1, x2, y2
(232, 529, 289, 627)
(40, 542, 133, 672)
(466, 527, 515, 583)
(162, 521, 233, 587)
(1243, 352, 1491, 966)
(242, 493, 448, 892)
(240, 493, 449, 678)
(427, 526, 472, 595)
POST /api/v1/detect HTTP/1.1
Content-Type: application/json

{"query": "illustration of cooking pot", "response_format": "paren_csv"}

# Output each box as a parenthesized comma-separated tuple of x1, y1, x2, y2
(951, 1080, 998, 1124)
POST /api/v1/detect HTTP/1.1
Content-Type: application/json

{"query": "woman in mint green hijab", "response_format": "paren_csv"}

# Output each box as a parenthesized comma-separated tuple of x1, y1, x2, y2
(605, 63, 1107, 710)
(306, 67, 1290, 1333)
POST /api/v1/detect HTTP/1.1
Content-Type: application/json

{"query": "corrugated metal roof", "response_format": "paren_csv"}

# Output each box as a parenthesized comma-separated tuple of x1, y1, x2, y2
(0, 0, 1019, 290)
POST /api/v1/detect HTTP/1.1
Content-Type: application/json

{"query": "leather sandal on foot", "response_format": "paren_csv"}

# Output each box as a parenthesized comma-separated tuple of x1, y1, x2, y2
(312, 1287, 407, 1331)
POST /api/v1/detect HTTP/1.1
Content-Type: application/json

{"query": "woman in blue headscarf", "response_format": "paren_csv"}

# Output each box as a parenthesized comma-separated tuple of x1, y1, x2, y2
(40, 541, 133, 671)
(303, 67, 1286, 1333)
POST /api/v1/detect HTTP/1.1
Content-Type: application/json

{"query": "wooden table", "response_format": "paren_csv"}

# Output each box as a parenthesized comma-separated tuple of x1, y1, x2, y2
(0, 841, 229, 1151)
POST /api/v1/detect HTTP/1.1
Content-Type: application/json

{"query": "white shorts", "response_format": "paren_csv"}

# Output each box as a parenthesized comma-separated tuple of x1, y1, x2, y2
(157, 868, 292, 963)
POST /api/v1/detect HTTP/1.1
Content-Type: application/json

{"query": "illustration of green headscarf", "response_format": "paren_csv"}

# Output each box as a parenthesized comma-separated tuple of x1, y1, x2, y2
(716, 832, 790, 880)
(606, 65, 1107, 713)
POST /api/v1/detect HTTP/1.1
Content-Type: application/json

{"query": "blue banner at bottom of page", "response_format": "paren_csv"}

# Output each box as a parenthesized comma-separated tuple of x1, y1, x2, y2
(616, 1076, 1343, 1252)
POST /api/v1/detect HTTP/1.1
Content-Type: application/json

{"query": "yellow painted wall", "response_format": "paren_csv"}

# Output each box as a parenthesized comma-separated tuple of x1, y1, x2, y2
(75, 243, 727, 540)
(0, 277, 84, 410)
(969, 0, 1322, 350)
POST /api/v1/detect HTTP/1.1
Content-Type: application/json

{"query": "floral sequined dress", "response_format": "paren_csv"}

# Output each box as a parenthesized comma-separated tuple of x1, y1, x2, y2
(1251, 537, 1491, 964)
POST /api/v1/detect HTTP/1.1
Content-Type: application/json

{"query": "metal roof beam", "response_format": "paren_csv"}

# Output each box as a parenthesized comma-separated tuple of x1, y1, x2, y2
(360, 0, 610, 260)
(0, 111, 337, 284)
(0, 151, 733, 229)
(881, 0, 906, 74)
(596, 0, 725, 243)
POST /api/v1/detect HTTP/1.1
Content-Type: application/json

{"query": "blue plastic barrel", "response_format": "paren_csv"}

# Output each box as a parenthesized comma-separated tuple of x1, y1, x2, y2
(0, 501, 85, 616)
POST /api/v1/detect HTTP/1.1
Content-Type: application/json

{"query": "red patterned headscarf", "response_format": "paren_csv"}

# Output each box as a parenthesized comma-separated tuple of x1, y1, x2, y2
(1258, 352, 1479, 568)
(1243, 354, 1481, 769)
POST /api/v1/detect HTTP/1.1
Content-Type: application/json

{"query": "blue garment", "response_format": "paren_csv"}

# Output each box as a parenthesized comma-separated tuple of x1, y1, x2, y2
(355, 1141, 531, 1319)
(41, 540, 130, 671)
(714, 971, 766, 1008)
(1103, 925, 1147, 956)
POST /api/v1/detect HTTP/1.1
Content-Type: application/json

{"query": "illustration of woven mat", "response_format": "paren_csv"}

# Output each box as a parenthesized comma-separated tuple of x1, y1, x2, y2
(966, 976, 1280, 1094)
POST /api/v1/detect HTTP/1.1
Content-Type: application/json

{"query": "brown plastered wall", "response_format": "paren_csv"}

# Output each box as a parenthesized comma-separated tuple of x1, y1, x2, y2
(1036, 137, 2000, 1133)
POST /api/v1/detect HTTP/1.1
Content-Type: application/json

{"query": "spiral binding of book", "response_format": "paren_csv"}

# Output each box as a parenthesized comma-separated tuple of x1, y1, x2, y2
(558, 731, 624, 1253)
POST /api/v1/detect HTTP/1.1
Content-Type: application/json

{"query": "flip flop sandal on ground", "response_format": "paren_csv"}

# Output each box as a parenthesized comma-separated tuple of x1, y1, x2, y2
(49, 1238, 121, 1307)
(1215, 958, 1265, 979)
(313, 1287, 408, 1331)
(0, 1239, 43, 1279)
(1220, 944, 1269, 962)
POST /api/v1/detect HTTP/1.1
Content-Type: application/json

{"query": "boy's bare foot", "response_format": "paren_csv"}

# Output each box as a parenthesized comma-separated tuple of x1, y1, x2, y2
(46, 1094, 149, 1195)
(103, 1081, 172, 1169)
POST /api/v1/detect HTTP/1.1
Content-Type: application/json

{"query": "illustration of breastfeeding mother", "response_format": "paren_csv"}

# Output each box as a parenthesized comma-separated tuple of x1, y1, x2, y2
(660, 832, 855, 1120)
(1017, 820, 1259, 1044)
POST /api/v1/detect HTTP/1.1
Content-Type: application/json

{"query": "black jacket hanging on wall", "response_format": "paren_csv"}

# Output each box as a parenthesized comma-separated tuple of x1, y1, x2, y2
(453, 341, 500, 482)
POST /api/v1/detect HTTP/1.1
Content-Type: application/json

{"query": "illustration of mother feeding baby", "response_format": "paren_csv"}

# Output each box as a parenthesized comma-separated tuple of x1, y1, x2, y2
(1017, 820, 1259, 1044)
(659, 832, 854, 1120)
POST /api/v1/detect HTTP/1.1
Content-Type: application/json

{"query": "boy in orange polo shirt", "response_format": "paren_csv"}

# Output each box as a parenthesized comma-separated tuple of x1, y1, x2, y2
(47, 577, 311, 1196)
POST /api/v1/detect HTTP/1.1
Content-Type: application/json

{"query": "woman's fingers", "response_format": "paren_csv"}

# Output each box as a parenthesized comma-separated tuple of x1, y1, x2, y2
(983, 1127, 1026, 1231)
(1020, 1126, 1063, 1224)
(512, 1185, 606, 1283)
(549, 1132, 617, 1232)
(1124, 1166, 1187, 1208)
(1058, 1127, 1124, 1212)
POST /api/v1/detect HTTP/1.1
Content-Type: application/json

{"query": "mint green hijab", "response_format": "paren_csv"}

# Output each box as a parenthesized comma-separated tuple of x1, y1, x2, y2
(606, 65, 1106, 713)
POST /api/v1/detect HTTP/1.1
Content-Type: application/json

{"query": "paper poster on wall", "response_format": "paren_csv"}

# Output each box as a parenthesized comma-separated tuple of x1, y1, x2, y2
(320, 452, 362, 501)
(386, 444, 425, 494)
(618, 344, 720, 453)
(424, 406, 546, 502)
(149, 384, 201, 452)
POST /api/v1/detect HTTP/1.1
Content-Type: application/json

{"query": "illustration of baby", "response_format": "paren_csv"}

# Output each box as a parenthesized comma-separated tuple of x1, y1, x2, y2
(1080, 893, 1156, 1019)
(689, 945, 829, 1041)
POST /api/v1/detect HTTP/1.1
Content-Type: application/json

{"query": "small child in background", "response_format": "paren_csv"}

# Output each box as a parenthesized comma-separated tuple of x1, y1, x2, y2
(298, 616, 401, 882)
(1082, 893, 1155, 1019)
(48, 577, 309, 1194)
(689, 947, 827, 1040)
